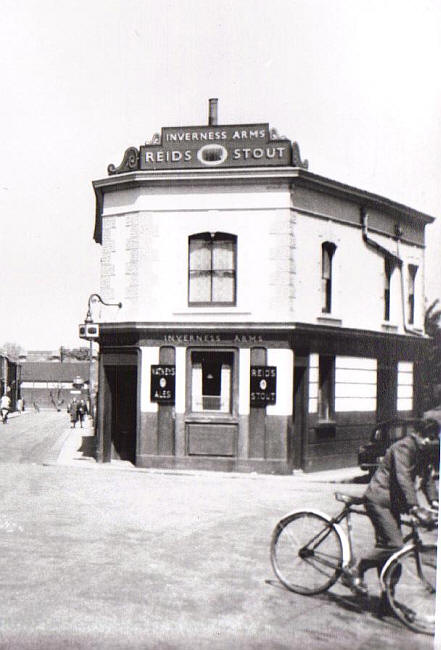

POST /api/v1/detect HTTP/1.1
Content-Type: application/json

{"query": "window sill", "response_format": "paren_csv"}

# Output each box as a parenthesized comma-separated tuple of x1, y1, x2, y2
(316, 315, 342, 326)
(314, 420, 337, 438)
(315, 419, 336, 428)
(174, 310, 252, 316)
(381, 322, 399, 332)
(186, 414, 238, 424)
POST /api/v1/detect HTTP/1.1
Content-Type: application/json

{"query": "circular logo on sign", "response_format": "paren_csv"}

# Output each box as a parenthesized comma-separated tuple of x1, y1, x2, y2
(197, 144, 228, 166)
(159, 377, 167, 388)
(259, 379, 267, 390)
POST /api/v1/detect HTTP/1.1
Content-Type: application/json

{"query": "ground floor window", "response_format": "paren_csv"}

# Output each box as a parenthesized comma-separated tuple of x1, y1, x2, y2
(318, 355, 335, 421)
(190, 350, 234, 413)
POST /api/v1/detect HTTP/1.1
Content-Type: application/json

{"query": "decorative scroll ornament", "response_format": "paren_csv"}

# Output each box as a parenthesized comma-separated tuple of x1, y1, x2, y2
(145, 133, 161, 145)
(270, 127, 287, 140)
(107, 147, 140, 175)
(292, 142, 308, 169)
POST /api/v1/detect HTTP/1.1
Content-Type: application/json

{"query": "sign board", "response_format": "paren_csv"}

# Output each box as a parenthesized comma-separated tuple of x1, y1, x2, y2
(250, 366, 277, 407)
(150, 365, 176, 404)
(140, 123, 291, 170)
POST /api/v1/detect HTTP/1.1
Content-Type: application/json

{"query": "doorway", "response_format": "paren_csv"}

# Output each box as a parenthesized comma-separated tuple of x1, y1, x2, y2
(103, 364, 138, 463)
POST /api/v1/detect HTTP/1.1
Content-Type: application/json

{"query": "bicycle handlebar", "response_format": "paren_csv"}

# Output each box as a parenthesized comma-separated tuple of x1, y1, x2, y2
(404, 513, 438, 530)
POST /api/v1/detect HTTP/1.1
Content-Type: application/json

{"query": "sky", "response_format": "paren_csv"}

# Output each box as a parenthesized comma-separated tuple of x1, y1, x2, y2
(0, 0, 440, 350)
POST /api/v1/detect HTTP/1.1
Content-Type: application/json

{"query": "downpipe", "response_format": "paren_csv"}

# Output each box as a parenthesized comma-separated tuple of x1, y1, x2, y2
(360, 208, 423, 337)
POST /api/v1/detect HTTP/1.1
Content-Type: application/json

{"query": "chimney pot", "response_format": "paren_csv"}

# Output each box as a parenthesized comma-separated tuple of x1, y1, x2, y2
(208, 98, 218, 126)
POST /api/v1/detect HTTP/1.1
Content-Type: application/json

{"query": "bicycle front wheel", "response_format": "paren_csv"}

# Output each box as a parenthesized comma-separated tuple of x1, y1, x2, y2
(383, 544, 437, 636)
(270, 511, 344, 595)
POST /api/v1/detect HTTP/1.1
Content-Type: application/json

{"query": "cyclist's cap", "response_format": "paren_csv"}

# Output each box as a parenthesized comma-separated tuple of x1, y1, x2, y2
(421, 418, 441, 439)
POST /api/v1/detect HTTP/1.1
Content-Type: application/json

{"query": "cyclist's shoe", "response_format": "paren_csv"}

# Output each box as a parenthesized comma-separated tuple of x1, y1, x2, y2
(341, 567, 368, 597)
(377, 591, 393, 618)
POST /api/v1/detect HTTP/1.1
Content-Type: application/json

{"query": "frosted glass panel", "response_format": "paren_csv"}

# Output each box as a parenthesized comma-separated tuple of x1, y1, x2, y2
(212, 272, 234, 302)
(189, 272, 210, 303)
(213, 240, 234, 270)
(189, 239, 210, 270)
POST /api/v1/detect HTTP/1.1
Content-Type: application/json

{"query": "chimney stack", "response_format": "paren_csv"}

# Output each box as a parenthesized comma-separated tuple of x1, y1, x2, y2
(208, 98, 218, 126)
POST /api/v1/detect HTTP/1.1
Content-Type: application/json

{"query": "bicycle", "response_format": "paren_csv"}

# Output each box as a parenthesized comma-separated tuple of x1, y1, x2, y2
(270, 492, 438, 636)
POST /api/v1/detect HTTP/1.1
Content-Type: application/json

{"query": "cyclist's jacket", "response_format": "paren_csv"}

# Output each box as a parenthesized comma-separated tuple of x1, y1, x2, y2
(364, 435, 437, 513)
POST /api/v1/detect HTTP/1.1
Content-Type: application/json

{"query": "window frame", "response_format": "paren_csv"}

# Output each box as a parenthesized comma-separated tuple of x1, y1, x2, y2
(188, 232, 237, 306)
(407, 264, 418, 325)
(186, 347, 238, 420)
(321, 242, 336, 314)
(384, 257, 394, 321)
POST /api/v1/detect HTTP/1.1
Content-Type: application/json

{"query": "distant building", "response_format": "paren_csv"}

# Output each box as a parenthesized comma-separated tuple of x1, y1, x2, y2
(19, 350, 62, 363)
(19, 348, 95, 363)
(89, 100, 434, 473)
(20, 362, 89, 410)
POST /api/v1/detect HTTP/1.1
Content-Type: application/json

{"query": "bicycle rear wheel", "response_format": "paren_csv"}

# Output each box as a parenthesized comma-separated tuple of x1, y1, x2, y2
(270, 511, 344, 595)
(383, 544, 437, 636)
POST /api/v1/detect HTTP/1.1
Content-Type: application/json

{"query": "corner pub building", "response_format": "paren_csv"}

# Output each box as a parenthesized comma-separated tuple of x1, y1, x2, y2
(88, 99, 434, 473)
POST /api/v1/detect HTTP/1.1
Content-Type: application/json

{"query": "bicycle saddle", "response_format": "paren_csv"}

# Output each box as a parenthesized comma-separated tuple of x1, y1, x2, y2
(335, 492, 366, 505)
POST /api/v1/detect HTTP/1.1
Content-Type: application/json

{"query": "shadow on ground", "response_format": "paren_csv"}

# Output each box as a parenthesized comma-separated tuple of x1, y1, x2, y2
(78, 435, 96, 460)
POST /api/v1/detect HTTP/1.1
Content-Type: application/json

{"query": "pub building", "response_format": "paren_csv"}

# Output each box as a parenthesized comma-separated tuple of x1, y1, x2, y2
(85, 99, 434, 473)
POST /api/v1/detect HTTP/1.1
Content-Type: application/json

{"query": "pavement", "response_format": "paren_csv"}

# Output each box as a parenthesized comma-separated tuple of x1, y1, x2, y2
(55, 416, 366, 483)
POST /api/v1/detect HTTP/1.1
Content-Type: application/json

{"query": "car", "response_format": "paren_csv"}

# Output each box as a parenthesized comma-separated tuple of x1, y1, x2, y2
(357, 417, 436, 478)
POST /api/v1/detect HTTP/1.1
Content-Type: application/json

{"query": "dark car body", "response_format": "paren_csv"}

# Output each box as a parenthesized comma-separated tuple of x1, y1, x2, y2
(357, 418, 439, 477)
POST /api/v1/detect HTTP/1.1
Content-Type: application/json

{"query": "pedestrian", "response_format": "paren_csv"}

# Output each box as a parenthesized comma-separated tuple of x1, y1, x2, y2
(0, 393, 11, 424)
(342, 418, 439, 608)
(68, 398, 79, 428)
(77, 399, 88, 428)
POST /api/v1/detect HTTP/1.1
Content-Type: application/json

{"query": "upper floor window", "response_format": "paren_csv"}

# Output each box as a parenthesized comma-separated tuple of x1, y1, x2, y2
(321, 242, 336, 313)
(408, 264, 418, 324)
(384, 258, 394, 321)
(188, 232, 237, 305)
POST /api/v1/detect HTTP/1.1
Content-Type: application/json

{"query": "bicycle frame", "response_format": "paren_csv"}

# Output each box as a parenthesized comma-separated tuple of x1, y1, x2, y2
(283, 506, 353, 569)
(379, 516, 437, 592)
(321, 502, 369, 567)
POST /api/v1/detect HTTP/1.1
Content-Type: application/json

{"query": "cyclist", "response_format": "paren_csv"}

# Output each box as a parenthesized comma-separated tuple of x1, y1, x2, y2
(342, 418, 439, 598)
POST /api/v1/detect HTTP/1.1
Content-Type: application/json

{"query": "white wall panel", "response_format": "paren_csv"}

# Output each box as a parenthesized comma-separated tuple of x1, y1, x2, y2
(335, 356, 377, 412)
(140, 347, 159, 413)
(175, 347, 187, 414)
(309, 353, 319, 413)
(397, 361, 413, 411)
(336, 357, 377, 370)
(266, 348, 293, 416)
(398, 398, 413, 411)
(239, 348, 251, 415)
(335, 397, 376, 412)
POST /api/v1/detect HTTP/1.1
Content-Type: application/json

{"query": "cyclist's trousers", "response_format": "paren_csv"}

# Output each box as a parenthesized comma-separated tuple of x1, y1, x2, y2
(358, 500, 403, 575)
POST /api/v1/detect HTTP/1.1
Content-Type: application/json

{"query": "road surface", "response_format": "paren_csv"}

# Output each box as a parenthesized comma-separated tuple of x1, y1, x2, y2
(0, 411, 435, 649)
(0, 410, 74, 464)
